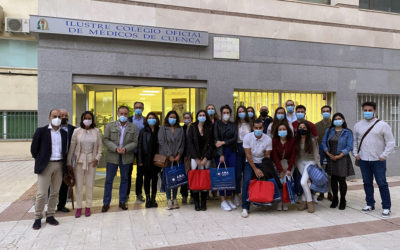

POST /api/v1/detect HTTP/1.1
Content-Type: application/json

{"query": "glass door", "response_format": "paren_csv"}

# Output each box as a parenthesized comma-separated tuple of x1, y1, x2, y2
(95, 91, 114, 133)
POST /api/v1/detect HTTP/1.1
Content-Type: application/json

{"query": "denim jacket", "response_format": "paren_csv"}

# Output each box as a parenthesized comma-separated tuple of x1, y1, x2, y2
(322, 127, 353, 155)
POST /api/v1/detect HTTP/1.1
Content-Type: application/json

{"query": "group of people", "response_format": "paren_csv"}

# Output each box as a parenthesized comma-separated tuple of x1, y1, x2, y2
(30, 99, 395, 229)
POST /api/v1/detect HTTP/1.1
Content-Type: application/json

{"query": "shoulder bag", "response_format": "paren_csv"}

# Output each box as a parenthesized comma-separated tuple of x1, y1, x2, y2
(355, 120, 380, 166)
(153, 127, 168, 168)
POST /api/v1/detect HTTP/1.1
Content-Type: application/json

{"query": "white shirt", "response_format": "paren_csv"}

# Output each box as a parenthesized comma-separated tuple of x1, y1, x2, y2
(286, 113, 297, 123)
(243, 132, 272, 164)
(237, 122, 252, 143)
(353, 118, 395, 161)
(48, 124, 62, 161)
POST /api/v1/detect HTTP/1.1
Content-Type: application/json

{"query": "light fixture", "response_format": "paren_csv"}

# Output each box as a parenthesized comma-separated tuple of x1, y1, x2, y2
(142, 90, 160, 93)
(139, 93, 155, 96)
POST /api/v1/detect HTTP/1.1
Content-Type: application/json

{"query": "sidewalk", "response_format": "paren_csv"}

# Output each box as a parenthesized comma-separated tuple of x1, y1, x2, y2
(0, 160, 399, 249)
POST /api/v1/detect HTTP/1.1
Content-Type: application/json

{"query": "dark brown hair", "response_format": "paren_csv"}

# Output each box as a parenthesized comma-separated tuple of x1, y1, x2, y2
(295, 121, 314, 154)
(235, 105, 249, 124)
(273, 122, 293, 140)
(163, 110, 180, 127)
(143, 112, 160, 128)
(80, 111, 96, 129)
(270, 107, 290, 137)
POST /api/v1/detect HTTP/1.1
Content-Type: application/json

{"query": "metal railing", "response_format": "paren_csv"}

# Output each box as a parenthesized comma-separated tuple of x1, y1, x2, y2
(0, 111, 38, 140)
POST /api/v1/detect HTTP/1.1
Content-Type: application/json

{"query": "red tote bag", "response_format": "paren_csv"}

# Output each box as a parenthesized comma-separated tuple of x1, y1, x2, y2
(248, 179, 274, 203)
(282, 183, 290, 204)
(188, 169, 211, 191)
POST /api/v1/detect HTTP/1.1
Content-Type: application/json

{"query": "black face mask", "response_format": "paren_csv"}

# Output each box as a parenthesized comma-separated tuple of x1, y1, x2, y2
(298, 129, 309, 136)
(61, 118, 68, 125)
(260, 111, 269, 117)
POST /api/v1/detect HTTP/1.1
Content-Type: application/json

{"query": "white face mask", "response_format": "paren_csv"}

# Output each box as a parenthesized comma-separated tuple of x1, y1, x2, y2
(51, 118, 61, 127)
(83, 119, 92, 127)
(222, 114, 230, 121)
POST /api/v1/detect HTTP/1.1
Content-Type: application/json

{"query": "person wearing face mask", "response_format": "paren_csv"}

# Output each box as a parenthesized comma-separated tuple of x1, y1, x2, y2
(241, 119, 272, 218)
(180, 112, 193, 204)
(259, 106, 273, 134)
(315, 105, 333, 201)
(159, 111, 185, 209)
(102, 106, 138, 212)
(353, 102, 395, 218)
(234, 106, 252, 207)
(67, 111, 102, 218)
(272, 123, 296, 211)
(291, 105, 318, 139)
(322, 113, 354, 211)
(295, 121, 321, 213)
(267, 107, 294, 138)
(187, 110, 214, 211)
(56, 109, 76, 213)
(206, 104, 219, 125)
(247, 106, 256, 126)
(31, 109, 68, 230)
(127, 102, 145, 202)
(214, 105, 238, 211)
(137, 112, 161, 208)
(285, 100, 297, 123)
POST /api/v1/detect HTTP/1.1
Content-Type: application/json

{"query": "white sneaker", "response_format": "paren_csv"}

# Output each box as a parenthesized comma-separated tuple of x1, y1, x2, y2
(283, 203, 288, 211)
(382, 209, 391, 218)
(166, 200, 173, 210)
(276, 201, 283, 211)
(234, 195, 240, 207)
(241, 209, 249, 218)
(312, 194, 319, 204)
(227, 200, 237, 209)
(361, 205, 375, 213)
(221, 201, 232, 211)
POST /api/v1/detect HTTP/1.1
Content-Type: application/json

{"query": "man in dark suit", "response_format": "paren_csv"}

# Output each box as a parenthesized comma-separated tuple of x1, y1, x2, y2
(31, 109, 68, 230)
(56, 109, 76, 212)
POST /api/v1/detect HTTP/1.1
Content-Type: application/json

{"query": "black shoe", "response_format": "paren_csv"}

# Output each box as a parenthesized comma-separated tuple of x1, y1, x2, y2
(193, 193, 200, 211)
(136, 194, 145, 202)
(182, 196, 188, 204)
(45, 216, 59, 226)
(145, 195, 151, 208)
(339, 198, 346, 210)
(330, 197, 338, 208)
(317, 193, 324, 201)
(327, 192, 333, 201)
(102, 204, 110, 213)
(57, 207, 70, 213)
(200, 192, 207, 211)
(32, 219, 41, 230)
(151, 196, 158, 208)
(119, 202, 128, 210)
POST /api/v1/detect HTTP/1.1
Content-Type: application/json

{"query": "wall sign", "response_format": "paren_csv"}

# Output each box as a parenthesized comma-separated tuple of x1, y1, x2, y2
(213, 37, 240, 59)
(30, 15, 209, 46)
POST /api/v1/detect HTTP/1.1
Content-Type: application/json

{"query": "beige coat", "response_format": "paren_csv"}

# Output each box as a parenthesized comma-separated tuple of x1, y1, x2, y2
(67, 128, 103, 170)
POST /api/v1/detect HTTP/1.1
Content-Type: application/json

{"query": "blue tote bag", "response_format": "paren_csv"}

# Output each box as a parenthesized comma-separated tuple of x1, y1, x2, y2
(307, 164, 328, 186)
(285, 176, 296, 204)
(210, 163, 236, 191)
(164, 163, 188, 189)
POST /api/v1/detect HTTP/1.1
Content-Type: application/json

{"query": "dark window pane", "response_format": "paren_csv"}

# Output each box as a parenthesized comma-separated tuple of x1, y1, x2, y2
(359, 0, 370, 9)
(299, 0, 330, 4)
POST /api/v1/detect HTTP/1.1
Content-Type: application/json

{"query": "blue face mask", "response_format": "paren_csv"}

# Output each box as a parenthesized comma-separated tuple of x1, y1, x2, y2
(119, 116, 128, 123)
(207, 109, 215, 116)
(248, 112, 254, 118)
(147, 118, 156, 126)
(333, 119, 343, 127)
(322, 112, 330, 119)
(198, 116, 206, 123)
(296, 113, 305, 120)
(168, 118, 176, 125)
(276, 114, 285, 120)
(364, 112, 374, 120)
(238, 112, 246, 119)
(278, 130, 288, 138)
(134, 109, 142, 116)
(254, 129, 263, 137)
(287, 106, 294, 113)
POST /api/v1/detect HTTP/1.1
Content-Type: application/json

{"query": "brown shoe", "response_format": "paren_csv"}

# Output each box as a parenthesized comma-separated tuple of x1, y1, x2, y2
(119, 202, 128, 210)
(317, 193, 324, 201)
(297, 201, 307, 211)
(307, 202, 315, 213)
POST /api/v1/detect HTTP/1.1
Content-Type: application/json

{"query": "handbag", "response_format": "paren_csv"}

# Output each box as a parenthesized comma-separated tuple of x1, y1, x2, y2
(307, 164, 328, 186)
(188, 169, 211, 191)
(282, 183, 290, 204)
(355, 120, 380, 166)
(210, 163, 236, 191)
(248, 179, 274, 203)
(164, 162, 188, 189)
(153, 127, 169, 168)
(285, 176, 296, 204)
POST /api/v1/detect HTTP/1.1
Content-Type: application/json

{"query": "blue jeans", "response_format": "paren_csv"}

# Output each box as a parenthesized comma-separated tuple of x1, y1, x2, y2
(215, 147, 237, 197)
(235, 143, 246, 194)
(359, 160, 391, 209)
(103, 156, 131, 205)
(242, 162, 259, 210)
(165, 161, 179, 200)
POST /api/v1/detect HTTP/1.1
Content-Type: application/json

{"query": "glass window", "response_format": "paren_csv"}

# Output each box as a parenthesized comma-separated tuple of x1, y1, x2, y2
(0, 40, 37, 68)
(359, 0, 400, 13)
(358, 94, 400, 147)
(234, 90, 333, 123)
(0, 111, 37, 140)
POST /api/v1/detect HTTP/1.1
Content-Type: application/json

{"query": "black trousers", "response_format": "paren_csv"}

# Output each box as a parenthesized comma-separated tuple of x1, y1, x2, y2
(144, 173, 158, 197)
(57, 180, 68, 209)
(331, 175, 347, 200)
(127, 153, 145, 197)
(180, 184, 189, 198)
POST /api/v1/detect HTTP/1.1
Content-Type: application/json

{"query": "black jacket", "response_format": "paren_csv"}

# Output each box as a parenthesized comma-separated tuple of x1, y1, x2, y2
(214, 120, 238, 156)
(137, 125, 159, 167)
(187, 122, 214, 160)
(260, 116, 273, 134)
(260, 157, 282, 189)
(31, 125, 68, 174)
(62, 124, 76, 152)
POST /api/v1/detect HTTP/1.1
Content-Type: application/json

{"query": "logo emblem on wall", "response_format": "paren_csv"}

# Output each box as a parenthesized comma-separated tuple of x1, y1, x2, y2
(37, 19, 49, 30)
